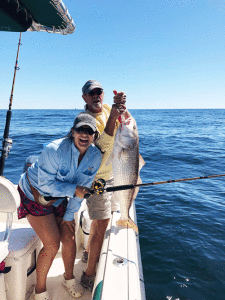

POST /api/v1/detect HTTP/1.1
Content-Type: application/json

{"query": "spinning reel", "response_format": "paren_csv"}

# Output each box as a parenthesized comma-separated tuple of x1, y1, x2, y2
(84, 178, 106, 199)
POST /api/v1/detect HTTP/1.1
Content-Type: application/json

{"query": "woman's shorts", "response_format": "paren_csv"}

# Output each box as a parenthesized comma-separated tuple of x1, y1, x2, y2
(17, 185, 68, 219)
(86, 178, 119, 220)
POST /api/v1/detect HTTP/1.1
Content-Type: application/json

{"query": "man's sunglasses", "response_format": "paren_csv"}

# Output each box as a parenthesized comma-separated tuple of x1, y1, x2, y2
(88, 89, 103, 96)
(75, 126, 95, 135)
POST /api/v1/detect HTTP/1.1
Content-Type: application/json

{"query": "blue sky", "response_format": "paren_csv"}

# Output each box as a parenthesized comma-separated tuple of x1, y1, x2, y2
(1, 0, 225, 109)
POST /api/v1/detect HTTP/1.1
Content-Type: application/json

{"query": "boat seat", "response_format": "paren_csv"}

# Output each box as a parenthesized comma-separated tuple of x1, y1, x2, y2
(0, 227, 40, 258)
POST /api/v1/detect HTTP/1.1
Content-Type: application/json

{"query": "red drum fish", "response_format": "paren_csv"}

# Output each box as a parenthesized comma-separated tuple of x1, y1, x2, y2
(109, 116, 144, 234)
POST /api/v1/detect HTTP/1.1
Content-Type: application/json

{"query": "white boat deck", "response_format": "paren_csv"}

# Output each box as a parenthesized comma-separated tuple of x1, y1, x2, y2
(43, 250, 92, 300)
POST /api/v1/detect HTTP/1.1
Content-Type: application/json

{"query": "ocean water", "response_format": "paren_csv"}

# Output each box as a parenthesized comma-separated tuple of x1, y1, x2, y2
(1, 109, 225, 300)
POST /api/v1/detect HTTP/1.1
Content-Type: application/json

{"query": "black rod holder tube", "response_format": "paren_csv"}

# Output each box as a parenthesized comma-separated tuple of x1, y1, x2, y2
(0, 110, 12, 176)
(0, 33, 22, 176)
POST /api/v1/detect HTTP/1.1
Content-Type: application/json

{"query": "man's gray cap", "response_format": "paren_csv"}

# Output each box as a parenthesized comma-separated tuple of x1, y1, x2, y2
(73, 112, 97, 131)
(82, 80, 103, 94)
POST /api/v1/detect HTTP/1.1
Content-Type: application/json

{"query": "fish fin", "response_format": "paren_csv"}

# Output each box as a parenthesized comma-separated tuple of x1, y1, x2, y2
(116, 218, 139, 234)
(132, 186, 139, 202)
(139, 154, 145, 171)
(131, 175, 143, 202)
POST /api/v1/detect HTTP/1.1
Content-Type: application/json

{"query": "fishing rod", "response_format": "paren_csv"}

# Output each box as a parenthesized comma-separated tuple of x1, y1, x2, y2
(0, 33, 22, 176)
(33, 174, 225, 203)
(84, 174, 225, 198)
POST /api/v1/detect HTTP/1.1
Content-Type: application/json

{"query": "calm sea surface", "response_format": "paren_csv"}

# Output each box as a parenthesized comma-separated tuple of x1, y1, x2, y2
(1, 109, 225, 300)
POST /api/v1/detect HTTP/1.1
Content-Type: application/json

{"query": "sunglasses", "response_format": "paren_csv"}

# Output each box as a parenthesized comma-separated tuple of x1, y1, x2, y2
(88, 89, 103, 96)
(75, 126, 95, 135)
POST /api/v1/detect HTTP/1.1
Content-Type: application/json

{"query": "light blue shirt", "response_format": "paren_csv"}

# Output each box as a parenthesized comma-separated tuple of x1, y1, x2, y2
(19, 137, 102, 221)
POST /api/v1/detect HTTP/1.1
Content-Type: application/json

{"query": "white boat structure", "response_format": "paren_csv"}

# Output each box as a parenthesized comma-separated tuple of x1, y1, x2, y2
(0, 1, 146, 299)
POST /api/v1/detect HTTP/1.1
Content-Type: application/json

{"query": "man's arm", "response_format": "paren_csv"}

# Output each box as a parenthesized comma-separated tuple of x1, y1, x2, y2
(104, 91, 127, 136)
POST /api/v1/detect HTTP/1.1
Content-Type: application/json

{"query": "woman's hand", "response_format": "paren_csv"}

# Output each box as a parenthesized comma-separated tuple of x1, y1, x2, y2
(75, 185, 90, 199)
(61, 219, 76, 233)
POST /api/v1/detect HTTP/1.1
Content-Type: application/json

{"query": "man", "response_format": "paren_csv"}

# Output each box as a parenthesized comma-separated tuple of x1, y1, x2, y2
(80, 80, 131, 291)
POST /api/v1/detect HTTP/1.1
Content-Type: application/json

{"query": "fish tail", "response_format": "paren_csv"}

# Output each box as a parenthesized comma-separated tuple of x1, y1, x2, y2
(116, 218, 139, 234)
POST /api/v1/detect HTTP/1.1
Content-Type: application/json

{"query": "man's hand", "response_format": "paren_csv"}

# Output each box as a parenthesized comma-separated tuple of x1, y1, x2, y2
(113, 90, 126, 105)
(110, 103, 126, 120)
(75, 186, 91, 199)
(110, 90, 127, 119)
(105, 103, 126, 136)
(113, 90, 131, 120)
(61, 219, 76, 233)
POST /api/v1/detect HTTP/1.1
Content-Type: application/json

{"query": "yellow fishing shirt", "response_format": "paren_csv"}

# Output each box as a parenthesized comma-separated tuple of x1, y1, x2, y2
(87, 104, 120, 181)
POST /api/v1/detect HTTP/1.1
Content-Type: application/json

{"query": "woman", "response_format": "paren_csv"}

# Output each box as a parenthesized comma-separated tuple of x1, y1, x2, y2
(17, 112, 102, 300)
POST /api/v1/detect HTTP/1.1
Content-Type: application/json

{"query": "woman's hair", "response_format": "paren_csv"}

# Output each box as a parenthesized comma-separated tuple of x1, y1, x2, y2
(94, 130, 100, 141)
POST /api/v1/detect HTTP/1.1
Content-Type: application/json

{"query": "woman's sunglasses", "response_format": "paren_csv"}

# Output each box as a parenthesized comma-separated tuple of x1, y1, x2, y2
(75, 126, 95, 135)
(88, 89, 103, 96)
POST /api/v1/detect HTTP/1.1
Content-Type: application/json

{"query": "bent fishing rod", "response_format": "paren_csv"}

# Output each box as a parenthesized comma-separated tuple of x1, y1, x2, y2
(0, 33, 22, 176)
(84, 174, 225, 198)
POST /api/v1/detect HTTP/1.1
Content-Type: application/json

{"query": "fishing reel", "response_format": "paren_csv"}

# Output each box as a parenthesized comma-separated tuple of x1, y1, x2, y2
(93, 178, 106, 195)
(0, 138, 13, 159)
(84, 178, 106, 199)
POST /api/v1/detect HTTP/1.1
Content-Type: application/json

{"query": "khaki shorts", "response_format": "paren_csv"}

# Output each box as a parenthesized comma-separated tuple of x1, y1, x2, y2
(86, 178, 119, 220)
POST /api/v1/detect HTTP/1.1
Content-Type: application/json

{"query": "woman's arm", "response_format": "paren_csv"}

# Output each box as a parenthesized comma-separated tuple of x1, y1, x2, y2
(36, 143, 77, 198)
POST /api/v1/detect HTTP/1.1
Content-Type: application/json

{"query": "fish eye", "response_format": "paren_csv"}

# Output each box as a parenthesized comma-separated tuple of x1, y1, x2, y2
(133, 125, 136, 129)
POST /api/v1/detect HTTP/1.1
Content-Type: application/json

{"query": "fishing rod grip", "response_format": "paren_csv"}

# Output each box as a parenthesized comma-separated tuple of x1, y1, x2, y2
(84, 190, 95, 199)
(84, 193, 91, 199)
